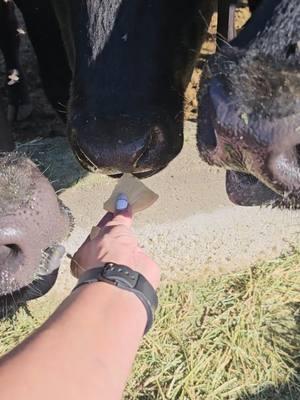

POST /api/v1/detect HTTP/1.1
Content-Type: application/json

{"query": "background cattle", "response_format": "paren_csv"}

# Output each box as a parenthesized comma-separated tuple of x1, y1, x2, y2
(197, 0, 300, 207)
(0, 102, 14, 151)
(0, 0, 32, 122)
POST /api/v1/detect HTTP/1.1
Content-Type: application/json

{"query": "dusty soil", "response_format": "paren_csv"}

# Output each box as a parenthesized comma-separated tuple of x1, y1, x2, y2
(39, 122, 300, 297)
(3, 6, 299, 295)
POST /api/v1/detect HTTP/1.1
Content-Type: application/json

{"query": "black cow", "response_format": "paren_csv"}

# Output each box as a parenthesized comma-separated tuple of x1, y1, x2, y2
(1, 0, 72, 122)
(0, 0, 32, 121)
(0, 101, 14, 151)
(8, 0, 216, 177)
(197, 0, 300, 207)
(3, 1, 261, 179)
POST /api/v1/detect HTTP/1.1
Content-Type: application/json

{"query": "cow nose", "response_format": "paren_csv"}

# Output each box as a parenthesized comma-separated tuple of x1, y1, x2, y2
(69, 114, 183, 176)
(0, 223, 29, 264)
(269, 142, 300, 192)
(198, 76, 300, 194)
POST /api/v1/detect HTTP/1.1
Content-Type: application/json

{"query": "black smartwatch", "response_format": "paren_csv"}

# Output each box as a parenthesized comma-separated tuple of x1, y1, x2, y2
(72, 263, 158, 334)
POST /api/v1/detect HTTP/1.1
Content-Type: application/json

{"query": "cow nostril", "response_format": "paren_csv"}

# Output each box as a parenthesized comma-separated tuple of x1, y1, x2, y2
(198, 77, 224, 153)
(296, 144, 300, 162)
(0, 244, 21, 272)
(0, 244, 19, 257)
(270, 144, 300, 191)
(133, 131, 154, 169)
(200, 125, 217, 151)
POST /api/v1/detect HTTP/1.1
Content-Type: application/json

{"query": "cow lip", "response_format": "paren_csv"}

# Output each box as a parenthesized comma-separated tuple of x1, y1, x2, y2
(108, 167, 163, 179)
(226, 171, 300, 209)
(0, 242, 63, 298)
(70, 130, 163, 176)
(0, 243, 63, 318)
(0, 267, 59, 319)
(226, 170, 281, 206)
(133, 166, 165, 178)
(69, 134, 99, 172)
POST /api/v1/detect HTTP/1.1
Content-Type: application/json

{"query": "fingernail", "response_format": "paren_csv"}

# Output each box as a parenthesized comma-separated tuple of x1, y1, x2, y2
(116, 193, 128, 211)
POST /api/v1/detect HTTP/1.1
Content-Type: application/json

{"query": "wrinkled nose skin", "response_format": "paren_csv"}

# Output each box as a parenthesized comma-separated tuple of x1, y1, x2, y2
(69, 110, 183, 178)
(0, 154, 71, 317)
(198, 76, 300, 206)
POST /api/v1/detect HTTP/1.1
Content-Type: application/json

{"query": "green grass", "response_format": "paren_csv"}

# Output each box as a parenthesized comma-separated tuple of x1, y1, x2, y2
(1, 252, 300, 400)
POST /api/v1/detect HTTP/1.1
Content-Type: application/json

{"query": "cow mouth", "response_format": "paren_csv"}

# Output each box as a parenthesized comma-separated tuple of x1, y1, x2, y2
(225, 170, 300, 208)
(71, 134, 167, 178)
(225, 171, 281, 206)
(109, 166, 165, 179)
(71, 137, 99, 173)
(0, 244, 63, 319)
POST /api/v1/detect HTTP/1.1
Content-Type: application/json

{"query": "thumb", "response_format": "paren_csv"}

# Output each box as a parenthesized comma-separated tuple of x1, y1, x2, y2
(111, 207, 133, 227)
(109, 193, 133, 227)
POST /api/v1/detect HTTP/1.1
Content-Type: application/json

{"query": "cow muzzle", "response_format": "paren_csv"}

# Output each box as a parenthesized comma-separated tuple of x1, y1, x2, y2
(197, 77, 300, 206)
(68, 114, 183, 178)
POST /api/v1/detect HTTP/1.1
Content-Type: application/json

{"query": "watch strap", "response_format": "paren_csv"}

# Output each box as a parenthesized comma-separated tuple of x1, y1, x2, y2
(72, 263, 158, 334)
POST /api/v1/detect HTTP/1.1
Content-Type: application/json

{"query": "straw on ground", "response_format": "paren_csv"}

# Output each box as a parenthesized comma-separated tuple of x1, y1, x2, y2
(1, 251, 300, 400)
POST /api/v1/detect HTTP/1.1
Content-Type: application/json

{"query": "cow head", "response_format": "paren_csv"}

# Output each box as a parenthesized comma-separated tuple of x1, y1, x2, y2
(0, 154, 72, 318)
(52, 0, 215, 177)
(197, 0, 300, 207)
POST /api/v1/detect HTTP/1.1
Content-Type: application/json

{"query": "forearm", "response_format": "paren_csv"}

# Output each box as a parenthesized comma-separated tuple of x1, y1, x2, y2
(0, 284, 147, 400)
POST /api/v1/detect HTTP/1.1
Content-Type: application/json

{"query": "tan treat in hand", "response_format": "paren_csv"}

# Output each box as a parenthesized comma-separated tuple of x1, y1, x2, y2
(104, 173, 159, 213)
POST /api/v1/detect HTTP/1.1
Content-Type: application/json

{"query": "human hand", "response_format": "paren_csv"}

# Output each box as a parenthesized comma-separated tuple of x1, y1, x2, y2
(70, 195, 160, 289)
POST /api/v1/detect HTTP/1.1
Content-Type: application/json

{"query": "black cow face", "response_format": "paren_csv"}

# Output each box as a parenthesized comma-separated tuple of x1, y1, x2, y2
(52, 0, 215, 177)
(197, 0, 300, 207)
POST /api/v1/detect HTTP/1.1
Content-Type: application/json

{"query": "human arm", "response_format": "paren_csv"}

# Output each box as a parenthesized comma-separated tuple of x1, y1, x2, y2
(0, 203, 160, 400)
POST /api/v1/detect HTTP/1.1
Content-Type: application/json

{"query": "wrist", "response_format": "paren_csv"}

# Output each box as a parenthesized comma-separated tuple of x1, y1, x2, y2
(72, 264, 158, 334)
(73, 282, 148, 332)
(77, 262, 160, 290)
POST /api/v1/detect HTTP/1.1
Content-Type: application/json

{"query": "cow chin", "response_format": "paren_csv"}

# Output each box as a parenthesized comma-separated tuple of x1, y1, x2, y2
(225, 171, 280, 206)
(225, 171, 300, 209)
(68, 114, 183, 178)
(0, 247, 62, 319)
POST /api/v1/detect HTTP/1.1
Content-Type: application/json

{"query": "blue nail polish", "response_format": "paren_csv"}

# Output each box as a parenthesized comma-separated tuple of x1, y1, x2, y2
(116, 193, 128, 210)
